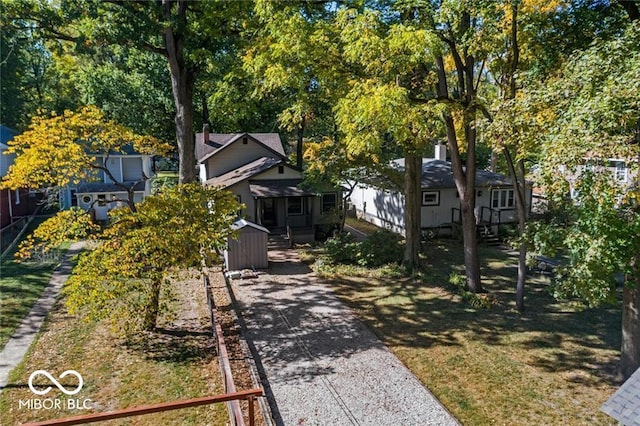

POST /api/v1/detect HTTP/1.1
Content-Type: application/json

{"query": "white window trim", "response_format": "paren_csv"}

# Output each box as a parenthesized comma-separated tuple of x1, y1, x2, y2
(491, 188, 515, 210)
(421, 191, 440, 206)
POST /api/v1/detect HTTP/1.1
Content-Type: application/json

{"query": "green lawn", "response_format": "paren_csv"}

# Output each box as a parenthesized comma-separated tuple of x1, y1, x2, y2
(0, 217, 61, 349)
(311, 233, 621, 425)
(0, 273, 228, 426)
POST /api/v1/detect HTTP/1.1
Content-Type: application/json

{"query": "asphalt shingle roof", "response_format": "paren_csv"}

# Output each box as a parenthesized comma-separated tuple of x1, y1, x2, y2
(203, 157, 283, 189)
(195, 132, 286, 163)
(601, 367, 640, 425)
(249, 179, 316, 198)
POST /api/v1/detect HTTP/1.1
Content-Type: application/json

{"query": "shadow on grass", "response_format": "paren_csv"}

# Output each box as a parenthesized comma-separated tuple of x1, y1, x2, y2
(323, 239, 622, 387)
(124, 327, 216, 364)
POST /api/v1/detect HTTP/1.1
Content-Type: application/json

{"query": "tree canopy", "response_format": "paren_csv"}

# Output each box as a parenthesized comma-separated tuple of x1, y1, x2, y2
(1, 106, 171, 210)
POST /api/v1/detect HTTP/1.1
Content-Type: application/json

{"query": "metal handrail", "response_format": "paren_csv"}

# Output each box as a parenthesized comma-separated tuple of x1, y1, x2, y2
(21, 389, 264, 426)
(204, 275, 247, 425)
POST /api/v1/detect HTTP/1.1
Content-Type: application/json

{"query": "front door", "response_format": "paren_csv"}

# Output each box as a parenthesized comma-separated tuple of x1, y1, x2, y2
(262, 198, 277, 226)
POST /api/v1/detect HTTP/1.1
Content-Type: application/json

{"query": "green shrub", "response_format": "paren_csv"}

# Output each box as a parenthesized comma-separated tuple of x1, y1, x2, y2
(357, 229, 403, 267)
(324, 232, 359, 265)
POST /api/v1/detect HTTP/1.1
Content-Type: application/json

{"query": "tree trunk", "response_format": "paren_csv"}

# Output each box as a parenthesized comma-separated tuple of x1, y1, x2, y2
(164, 1, 197, 184)
(620, 277, 640, 380)
(505, 151, 529, 311)
(143, 279, 162, 331)
(435, 52, 483, 293)
(460, 188, 482, 292)
(403, 154, 422, 270)
(297, 116, 305, 168)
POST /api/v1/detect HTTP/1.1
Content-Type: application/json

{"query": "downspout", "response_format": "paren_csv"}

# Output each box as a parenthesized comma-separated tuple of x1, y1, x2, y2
(7, 189, 13, 221)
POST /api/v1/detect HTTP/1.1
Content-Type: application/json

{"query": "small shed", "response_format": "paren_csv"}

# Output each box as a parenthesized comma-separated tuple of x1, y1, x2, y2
(224, 219, 269, 271)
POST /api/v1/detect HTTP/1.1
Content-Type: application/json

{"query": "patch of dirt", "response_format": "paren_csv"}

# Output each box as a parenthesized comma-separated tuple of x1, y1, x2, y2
(208, 270, 266, 426)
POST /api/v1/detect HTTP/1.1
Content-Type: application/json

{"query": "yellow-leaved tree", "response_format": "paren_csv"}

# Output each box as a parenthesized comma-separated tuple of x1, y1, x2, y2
(1, 105, 171, 212)
(64, 184, 241, 333)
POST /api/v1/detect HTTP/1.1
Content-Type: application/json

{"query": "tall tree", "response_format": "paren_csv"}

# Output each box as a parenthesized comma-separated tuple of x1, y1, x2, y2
(334, 9, 442, 269)
(384, 1, 509, 291)
(532, 21, 640, 380)
(245, 0, 350, 168)
(5, 0, 251, 183)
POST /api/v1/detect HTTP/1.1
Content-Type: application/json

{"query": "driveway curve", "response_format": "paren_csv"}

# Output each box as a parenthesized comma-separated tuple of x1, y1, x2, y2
(230, 247, 458, 426)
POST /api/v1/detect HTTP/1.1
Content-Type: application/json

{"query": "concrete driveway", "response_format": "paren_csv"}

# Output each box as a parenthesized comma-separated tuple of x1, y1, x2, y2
(230, 247, 458, 426)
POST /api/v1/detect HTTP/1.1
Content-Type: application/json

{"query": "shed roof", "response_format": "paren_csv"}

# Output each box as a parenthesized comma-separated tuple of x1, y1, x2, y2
(231, 219, 270, 233)
(601, 367, 640, 425)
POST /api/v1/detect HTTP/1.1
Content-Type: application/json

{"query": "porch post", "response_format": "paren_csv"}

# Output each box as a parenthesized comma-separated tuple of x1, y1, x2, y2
(255, 197, 261, 225)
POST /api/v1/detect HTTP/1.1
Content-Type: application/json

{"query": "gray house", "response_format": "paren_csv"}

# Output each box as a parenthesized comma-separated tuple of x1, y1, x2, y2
(349, 145, 532, 237)
(196, 128, 341, 242)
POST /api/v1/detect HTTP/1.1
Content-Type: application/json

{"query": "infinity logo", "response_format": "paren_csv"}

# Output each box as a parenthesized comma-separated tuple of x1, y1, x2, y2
(28, 370, 84, 396)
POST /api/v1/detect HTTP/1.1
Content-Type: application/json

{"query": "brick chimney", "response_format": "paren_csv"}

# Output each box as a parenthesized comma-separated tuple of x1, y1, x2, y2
(202, 123, 210, 144)
(434, 143, 447, 161)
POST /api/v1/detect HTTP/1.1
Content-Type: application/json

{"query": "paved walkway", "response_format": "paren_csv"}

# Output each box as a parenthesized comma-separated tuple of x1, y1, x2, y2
(0, 242, 85, 391)
(231, 248, 458, 426)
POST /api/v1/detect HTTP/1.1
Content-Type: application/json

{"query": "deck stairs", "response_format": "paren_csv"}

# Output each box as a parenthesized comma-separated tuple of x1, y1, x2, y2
(478, 224, 502, 247)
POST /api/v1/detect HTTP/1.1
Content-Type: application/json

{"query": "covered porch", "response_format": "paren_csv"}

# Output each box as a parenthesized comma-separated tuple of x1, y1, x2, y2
(250, 179, 317, 239)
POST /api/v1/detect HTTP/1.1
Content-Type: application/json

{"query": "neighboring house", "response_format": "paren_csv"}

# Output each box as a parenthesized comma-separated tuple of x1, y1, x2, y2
(60, 146, 154, 221)
(349, 145, 533, 237)
(196, 127, 341, 242)
(0, 125, 41, 229)
(564, 156, 638, 199)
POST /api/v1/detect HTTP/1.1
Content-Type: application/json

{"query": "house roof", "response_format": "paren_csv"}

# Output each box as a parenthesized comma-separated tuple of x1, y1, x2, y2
(195, 132, 286, 163)
(202, 157, 283, 189)
(0, 125, 18, 148)
(249, 179, 317, 198)
(390, 158, 517, 189)
(231, 219, 270, 233)
(75, 181, 146, 194)
(422, 160, 515, 188)
(601, 367, 640, 425)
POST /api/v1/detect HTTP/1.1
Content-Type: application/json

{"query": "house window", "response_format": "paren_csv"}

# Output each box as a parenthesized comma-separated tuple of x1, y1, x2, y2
(82, 195, 93, 205)
(278, 165, 284, 174)
(611, 160, 627, 182)
(287, 197, 304, 215)
(491, 189, 515, 209)
(242, 136, 248, 144)
(422, 191, 440, 206)
(97, 194, 107, 206)
(322, 193, 337, 213)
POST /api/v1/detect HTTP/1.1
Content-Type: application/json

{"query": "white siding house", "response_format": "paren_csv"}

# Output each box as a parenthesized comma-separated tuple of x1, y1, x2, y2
(350, 146, 532, 237)
(61, 150, 154, 221)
